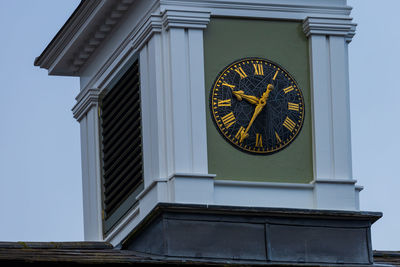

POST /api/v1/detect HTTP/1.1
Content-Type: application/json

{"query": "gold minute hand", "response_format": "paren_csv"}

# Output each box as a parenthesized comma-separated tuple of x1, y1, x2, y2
(232, 90, 259, 105)
(239, 84, 274, 143)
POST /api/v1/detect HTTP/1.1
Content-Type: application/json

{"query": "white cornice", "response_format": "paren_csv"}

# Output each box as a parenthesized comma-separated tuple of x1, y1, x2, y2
(35, 0, 136, 76)
(34, 0, 101, 72)
(70, 0, 136, 73)
(72, 88, 101, 121)
(35, 0, 354, 77)
(160, 0, 352, 18)
(302, 17, 357, 41)
(131, 14, 163, 50)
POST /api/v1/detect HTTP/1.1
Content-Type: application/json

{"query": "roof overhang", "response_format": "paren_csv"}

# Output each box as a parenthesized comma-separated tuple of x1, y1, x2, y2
(34, 0, 135, 76)
(34, 0, 352, 77)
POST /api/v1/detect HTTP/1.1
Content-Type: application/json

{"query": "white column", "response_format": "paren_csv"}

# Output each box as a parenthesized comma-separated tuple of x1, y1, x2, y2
(303, 17, 359, 210)
(138, 10, 213, 206)
(72, 88, 103, 240)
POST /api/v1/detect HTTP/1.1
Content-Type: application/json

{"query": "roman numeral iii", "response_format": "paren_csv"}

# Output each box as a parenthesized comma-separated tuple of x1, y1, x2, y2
(283, 86, 294, 94)
(221, 112, 236, 129)
(288, 102, 299, 111)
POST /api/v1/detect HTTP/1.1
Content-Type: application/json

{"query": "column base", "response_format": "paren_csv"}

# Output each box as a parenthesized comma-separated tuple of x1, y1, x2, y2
(121, 203, 382, 266)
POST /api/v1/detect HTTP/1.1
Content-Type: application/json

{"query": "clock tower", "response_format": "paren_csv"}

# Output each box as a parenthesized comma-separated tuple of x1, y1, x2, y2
(35, 0, 381, 265)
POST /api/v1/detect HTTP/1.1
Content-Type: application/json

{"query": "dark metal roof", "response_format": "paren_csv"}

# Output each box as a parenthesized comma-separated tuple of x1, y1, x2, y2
(0, 241, 398, 266)
(374, 251, 400, 266)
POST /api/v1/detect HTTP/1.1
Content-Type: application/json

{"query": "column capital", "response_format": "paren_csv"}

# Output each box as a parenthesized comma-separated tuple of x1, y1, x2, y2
(162, 10, 211, 30)
(131, 13, 163, 50)
(72, 88, 101, 121)
(303, 17, 356, 42)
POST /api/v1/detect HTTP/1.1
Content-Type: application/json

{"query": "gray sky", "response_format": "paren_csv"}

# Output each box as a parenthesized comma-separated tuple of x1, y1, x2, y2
(0, 0, 398, 250)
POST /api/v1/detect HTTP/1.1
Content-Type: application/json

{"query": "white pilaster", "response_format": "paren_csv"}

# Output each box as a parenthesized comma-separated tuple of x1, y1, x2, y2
(303, 17, 359, 210)
(139, 10, 211, 183)
(72, 89, 103, 240)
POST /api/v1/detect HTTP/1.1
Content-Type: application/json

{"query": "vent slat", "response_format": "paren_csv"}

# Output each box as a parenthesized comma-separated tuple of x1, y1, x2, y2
(102, 64, 139, 106)
(102, 106, 141, 146)
(105, 171, 143, 215)
(102, 121, 141, 163)
(104, 141, 142, 184)
(102, 131, 141, 170)
(100, 59, 143, 221)
(101, 83, 140, 124)
(104, 159, 142, 199)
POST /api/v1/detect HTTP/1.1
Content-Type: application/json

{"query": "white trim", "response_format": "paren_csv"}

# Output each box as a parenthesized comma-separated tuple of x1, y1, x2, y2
(311, 178, 357, 185)
(169, 173, 216, 180)
(72, 88, 101, 122)
(160, 0, 352, 19)
(36, 0, 354, 77)
(104, 205, 140, 243)
(79, 106, 103, 241)
(215, 180, 313, 189)
(305, 20, 355, 181)
(303, 15, 358, 211)
(162, 10, 211, 30)
(303, 17, 357, 39)
(131, 14, 163, 50)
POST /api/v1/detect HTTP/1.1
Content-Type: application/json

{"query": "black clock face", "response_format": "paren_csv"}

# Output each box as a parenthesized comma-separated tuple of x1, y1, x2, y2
(210, 57, 305, 155)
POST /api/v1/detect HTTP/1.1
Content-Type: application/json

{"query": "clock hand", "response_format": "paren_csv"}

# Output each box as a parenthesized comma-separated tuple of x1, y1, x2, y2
(239, 84, 274, 143)
(232, 90, 259, 105)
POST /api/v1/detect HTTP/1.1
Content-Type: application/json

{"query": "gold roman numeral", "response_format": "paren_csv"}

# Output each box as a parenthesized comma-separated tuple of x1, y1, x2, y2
(222, 82, 235, 89)
(275, 131, 282, 143)
(288, 102, 300, 111)
(283, 117, 296, 132)
(253, 64, 264, 75)
(255, 133, 263, 148)
(235, 126, 245, 141)
(273, 70, 279, 80)
(283, 86, 294, 94)
(235, 67, 247, 79)
(221, 112, 236, 129)
(218, 99, 231, 107)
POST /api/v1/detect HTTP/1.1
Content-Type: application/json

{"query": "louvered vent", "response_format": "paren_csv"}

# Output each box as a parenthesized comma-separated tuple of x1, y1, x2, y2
(100, 60, 144, 230)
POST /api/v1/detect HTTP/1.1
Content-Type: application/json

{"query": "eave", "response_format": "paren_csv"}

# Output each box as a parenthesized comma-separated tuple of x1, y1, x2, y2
(34, 0, 135, 76)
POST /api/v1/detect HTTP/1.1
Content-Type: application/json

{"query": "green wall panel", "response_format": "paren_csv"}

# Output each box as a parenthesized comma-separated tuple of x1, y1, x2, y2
(204, 18, 313, 183)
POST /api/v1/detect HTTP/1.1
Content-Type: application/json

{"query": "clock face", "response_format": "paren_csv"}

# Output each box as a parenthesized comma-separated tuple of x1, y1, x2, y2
(210, 57, 305, 155)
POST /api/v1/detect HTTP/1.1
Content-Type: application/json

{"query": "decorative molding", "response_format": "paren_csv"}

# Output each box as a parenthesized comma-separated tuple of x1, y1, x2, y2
(214, 180, 314, 189)
(312, 178, 358, 185)
(302, 16, 357, 41)
(35, 0, 355, 77)
(72, 88, 101, 121)
(104, 205, 140, 243)
(34, 0, 101, 71)
(160, 0, 352, 17)
(81, 1, 161, 92)
(131, 14, 163, 50)
(70, 0, 136, 73)
(168, 173, 216, 180)
(35, 0, 136, 76)
(161, 10, 211, 30)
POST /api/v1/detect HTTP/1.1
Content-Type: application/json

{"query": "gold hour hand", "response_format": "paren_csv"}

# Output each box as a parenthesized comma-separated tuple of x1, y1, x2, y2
(232, 90, 259, 105)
